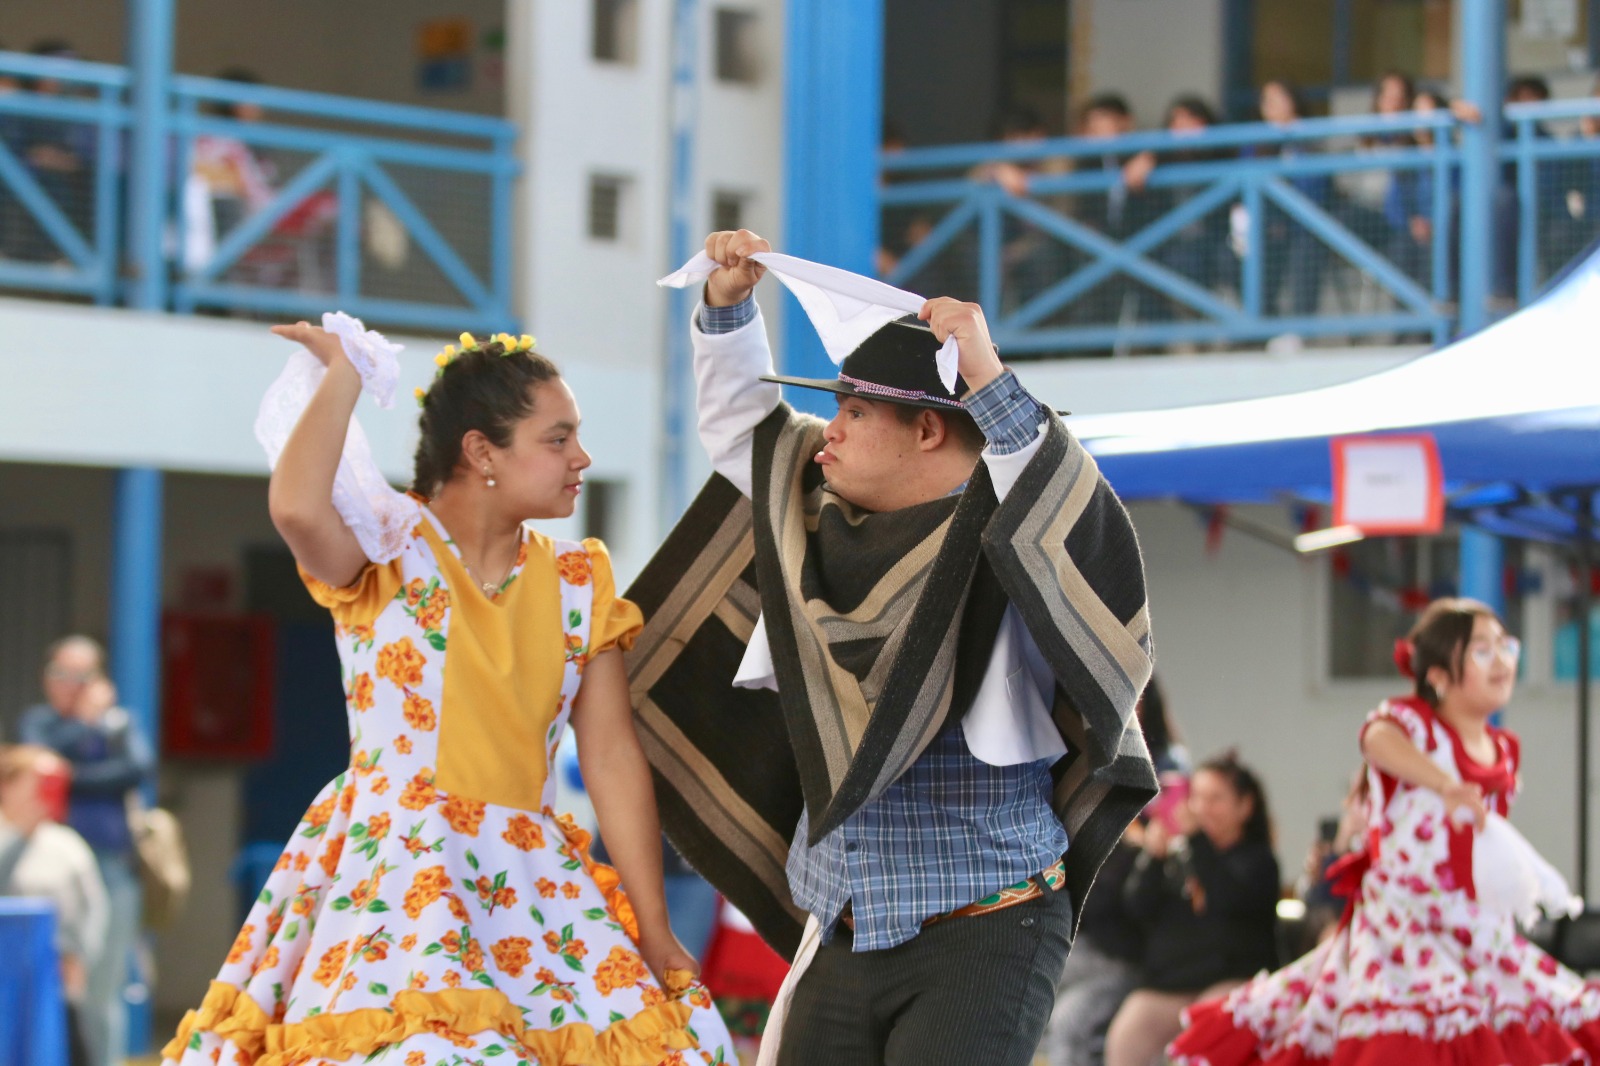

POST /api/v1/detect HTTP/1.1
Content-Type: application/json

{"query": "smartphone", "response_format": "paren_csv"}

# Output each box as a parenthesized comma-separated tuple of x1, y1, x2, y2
(1317, 816, 1340, 844)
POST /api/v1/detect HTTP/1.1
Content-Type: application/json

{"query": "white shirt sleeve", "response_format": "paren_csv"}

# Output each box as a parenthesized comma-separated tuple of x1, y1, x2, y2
(692, 304, 783, 499)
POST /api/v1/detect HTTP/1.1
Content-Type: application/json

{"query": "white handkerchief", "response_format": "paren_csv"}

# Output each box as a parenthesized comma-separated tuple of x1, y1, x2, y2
(660, 250, 962, 394)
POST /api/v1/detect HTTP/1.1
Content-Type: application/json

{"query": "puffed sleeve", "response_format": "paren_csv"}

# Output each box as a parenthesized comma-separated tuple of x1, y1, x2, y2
(298, 555, 406, 628)
(1360, 696, 1434, 752)
(583, 537, 644, 655)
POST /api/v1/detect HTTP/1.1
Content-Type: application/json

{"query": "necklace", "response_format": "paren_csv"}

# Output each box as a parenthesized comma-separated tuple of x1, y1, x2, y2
(461, 542, 519, 598)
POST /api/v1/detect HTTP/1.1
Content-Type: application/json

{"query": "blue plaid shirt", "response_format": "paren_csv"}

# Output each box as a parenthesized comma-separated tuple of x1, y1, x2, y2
(699, 297, 1068, 950)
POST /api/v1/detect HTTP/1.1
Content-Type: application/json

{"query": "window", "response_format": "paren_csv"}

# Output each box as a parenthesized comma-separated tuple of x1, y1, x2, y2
(1327, 535, 1526, 679)
(593, 0, 639, 64)
(714, 8, 761, 84)
(711, 190, 748, 234)
(587, 175, 631, 242)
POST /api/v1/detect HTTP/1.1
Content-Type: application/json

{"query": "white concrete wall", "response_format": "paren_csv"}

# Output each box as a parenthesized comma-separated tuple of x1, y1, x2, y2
(1081, 0, 1227, 124)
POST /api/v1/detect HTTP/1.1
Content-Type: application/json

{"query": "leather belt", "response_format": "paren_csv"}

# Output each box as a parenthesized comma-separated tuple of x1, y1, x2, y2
(839, 857, 1067, 932)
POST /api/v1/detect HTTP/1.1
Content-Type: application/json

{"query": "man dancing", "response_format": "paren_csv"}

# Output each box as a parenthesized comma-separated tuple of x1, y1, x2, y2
(626, 230, 1158, 1063)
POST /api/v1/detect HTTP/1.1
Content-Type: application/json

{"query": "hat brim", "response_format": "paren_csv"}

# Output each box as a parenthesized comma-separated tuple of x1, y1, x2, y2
(759, 374, 1070, 416)
(758, 373, 965, 410)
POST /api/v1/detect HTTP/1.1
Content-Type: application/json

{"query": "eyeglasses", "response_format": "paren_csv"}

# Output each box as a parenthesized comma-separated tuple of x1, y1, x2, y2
(44, 667, 98, 685)
(1467, 636, 1522, 668)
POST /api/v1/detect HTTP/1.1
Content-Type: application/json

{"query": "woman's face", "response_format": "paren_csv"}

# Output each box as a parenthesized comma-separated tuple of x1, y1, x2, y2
(482, 379, 592, 521)
(1376, 75, 1411, 114)
(1189, 768, 1254, 845)
(1431, 614, 1519, 716)
(1260, 83, 1297, 125)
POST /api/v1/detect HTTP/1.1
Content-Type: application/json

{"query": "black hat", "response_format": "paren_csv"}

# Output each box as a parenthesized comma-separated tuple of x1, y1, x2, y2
(760, 316, 968, 410)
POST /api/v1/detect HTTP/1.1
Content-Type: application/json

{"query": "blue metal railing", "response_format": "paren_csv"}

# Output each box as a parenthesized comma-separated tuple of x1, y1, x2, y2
(881, 105, 1600, 356)
(0, 50, 519, 331)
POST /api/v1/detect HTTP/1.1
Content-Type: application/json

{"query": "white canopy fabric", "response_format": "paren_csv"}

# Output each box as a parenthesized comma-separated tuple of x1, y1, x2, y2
(1068, 251, 1600, 529)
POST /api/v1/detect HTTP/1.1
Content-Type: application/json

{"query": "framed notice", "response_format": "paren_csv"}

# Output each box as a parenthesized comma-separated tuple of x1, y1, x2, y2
(1331, 433, 1444, 535)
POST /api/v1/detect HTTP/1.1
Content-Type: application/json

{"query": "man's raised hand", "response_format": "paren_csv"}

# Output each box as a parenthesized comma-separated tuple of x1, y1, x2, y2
(920, 297, 1005, 395)
(704, 229, 770, 307)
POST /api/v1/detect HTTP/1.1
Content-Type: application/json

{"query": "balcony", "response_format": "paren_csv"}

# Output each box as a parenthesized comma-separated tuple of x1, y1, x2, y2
(880, 102, 1600, 357)
(0, 49, 518, 332)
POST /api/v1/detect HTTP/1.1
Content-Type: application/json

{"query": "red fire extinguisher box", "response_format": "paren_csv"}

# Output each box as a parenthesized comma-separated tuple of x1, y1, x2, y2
(162, 613, 277, 760)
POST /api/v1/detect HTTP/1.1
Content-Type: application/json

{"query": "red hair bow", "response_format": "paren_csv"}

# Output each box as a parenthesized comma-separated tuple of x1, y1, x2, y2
(1393, 638, 1416, 680)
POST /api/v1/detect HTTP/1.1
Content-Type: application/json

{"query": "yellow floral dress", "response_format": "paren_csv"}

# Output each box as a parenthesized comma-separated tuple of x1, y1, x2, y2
(162, 508, 734, 1066)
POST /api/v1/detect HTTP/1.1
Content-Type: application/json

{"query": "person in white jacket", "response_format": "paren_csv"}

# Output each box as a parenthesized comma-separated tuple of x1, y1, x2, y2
(0, 744, 108, 1066)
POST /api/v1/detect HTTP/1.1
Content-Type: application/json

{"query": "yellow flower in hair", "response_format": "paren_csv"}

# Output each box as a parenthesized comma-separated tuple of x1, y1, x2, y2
(413, 386, 427, 405)
(433, 352, 450, 368)
(519, 334, 535, 351)
(458, 332, 475, 349)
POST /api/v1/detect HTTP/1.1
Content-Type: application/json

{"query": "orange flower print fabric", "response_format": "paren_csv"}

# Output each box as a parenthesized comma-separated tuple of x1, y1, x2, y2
(161, 527, 729, 1066)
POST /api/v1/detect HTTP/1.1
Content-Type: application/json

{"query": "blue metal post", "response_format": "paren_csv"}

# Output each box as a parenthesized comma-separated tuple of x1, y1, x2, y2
(1455, 0, 1507, 688)
(109, 466, 164, 1057)
(782, 0, 884, 412)
(126, 0, 176, 310)
(1457, 0, 1504, 335)
(662, 0, 701, 523)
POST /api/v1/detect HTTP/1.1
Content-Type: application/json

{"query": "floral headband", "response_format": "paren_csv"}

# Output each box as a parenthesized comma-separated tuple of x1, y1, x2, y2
(414, 331, 537, 406)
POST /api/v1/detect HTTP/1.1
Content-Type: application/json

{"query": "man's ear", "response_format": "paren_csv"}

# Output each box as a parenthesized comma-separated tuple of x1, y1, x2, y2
(917, 409, 948, 451)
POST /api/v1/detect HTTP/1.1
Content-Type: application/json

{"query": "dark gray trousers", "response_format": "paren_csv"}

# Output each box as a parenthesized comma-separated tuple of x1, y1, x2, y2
(777, 876, 1075, 1065)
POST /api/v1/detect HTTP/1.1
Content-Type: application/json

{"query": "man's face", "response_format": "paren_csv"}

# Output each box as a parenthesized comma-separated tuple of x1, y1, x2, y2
(42, 643, 101, 716)
(816, 395, 927, 511)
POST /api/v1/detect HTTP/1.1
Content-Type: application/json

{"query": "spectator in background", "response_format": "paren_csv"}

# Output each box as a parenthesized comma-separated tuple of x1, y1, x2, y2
(1070, 93, 1141, 329)
(1121, 97, 1234, 309)
(1492, 74, 1559, 301)
(1104, 751, 1280, 1066)
(184, 67, 277, 275)
(3, 41, 96, 262)
(0, 744, 108, 1066)
(1248, 80, 1332, 322)
(17, 636, 151, 1066)
(1042, 676, 1190, 1066)
(969, 104, 1071, 309)
(1384, 86, 1452, 289)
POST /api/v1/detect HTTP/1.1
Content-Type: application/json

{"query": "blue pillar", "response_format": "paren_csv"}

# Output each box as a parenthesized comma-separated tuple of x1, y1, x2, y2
(782, 0, 884, 412)
(1457, 0, 1504, 334)
(661, 0, 701, 526)
(109, 466, 163, 1057)
(1458, 527, 1506, 616)
(126, 0, 176, 310)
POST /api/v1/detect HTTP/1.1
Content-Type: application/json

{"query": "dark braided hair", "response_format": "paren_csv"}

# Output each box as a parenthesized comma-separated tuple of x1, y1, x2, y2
(1196, 749, 1273, 845)
(1407, 597, 1500, 707)
(411, 337, 561, 497)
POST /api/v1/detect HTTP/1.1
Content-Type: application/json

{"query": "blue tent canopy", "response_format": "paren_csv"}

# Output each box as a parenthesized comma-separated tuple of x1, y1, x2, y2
(1069, 250, 1600, 542)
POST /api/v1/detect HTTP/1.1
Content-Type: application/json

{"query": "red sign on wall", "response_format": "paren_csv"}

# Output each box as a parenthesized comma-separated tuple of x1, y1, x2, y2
(162, 613, 276, 760)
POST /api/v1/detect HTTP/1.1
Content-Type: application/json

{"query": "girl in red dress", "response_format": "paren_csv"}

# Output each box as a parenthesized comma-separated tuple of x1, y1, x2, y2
(1171, 597, 1597, 1066)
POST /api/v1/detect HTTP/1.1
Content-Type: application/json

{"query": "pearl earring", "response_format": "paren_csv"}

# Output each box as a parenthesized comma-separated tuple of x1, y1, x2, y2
(483, 468, 496, 488)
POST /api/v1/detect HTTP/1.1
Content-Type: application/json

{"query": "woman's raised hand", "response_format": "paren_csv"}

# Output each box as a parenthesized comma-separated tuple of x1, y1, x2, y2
(271, 321, 349, 368)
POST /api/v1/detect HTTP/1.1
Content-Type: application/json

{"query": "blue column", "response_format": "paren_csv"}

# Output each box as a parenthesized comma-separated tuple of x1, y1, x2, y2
(1458, 528, 1505, 616)
(1457, 0, 1504, 334)
(782, 0, 884, 413)
(109, 465, 163, 1058)
(126, 0, 176, 310)
(661, 0, 701, 525)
